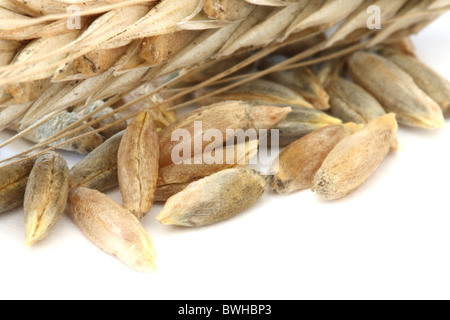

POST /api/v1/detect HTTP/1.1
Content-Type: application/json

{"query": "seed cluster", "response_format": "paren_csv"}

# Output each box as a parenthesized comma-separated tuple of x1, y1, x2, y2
(0, 1, 449, 272)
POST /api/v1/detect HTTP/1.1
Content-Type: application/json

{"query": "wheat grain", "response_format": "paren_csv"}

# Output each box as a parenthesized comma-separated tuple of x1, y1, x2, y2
(69, 131, 124, 192)
(158, 101, 291, 167)
(273, 106, 343, 147)
(24, 152, 69, 246)
(157, 168, 266, 227)
(265, 66, 330, 110)
(270, 124, 355, 194)
(0, 157, 35, 214)
(377, 45, 450, 117)
(348, 51, 445, 129)
(313, 114, 398, 200)
(326, 77, 386, 124)
(118, 110, 159, 219)
(68, 187, 157, 273)
(158, 140, 258, 186)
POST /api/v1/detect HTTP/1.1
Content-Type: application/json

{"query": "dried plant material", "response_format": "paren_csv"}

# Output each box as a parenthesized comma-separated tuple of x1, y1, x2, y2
(327, 0, 408, 47)
(245, 0, 295, 6)
(158, 101, 291, 167)
(69, 131, 124, 192)
(270, 125, 355, 194)
(121, 86, 177, 129)
(156, 21, 242, 77)
(20, 67, 145, 128)
(348, 52, 445, 129)
(380, 38, 416, 57)
(367, 0, 436, 48)
(274, 106, 343, 147)
(327, 77, 386, 124)
(312, 114, 398, 200)
(199, 79, 314, 108)
(154, 183, 190, 202)
(312, 58, 347, 86)
(71, 4, 153, 50)
(0, 40, 22, 66)
(10, 0, 128, 15)
(274, 33, 326, 56)
(0, 157, 36, 214)
(378, 49, 450, 117)
(97, 68, 149, 100)
(218, 1, 307, 56)
(24, 152, 69, 246)
(177, 11, 237, 30)
(0, 40, 21, 103)
(75, 46, 130, 76)
(7, 79, 52, 104)
(181, 53, 254, 84)
(9, 109, 105, 154)
(266, 67, 330, 110)
(157, 168, 266, 227)
(68, 187, 157, 273)
(105, 40, 147, 73)
(204, 0, 255, 21)
(18, 81, 79, 128)
(158, 139, 258, 185)
(0, 103, 31, 132)
(217, 5, 272, 58)
(118, 110, 159, 219)
(140, 30, 194, 66)
(6, 29, 81, 81)
(106, 0, 203, 42)
(78, 101, 128, 139)
(0, 16, 89, 40)
(429, 0, 450, 10)
(286, 0, 364, 36)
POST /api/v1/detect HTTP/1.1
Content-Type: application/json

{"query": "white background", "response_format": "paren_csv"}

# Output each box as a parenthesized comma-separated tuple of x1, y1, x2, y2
(0, 13, 450, 300)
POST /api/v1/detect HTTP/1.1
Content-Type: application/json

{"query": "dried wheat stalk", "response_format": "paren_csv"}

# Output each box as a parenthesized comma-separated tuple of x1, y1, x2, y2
(0, 0, 449, 164)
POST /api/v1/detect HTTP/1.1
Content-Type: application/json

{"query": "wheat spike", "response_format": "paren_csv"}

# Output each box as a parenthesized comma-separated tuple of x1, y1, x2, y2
(0, 0, 448, 161)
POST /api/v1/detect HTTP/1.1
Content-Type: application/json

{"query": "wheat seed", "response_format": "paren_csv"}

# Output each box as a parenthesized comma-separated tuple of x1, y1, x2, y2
(158, 101, 291, 167)
(158, 139, 258, 186)
(312, 114, 398, 201)
(312, 57, 346, 86)
(68, 187, 157, 273)
(118, 110, 159, 219)
(270, 124, 356, 194)
(273, 106, 343, 147)
(348, 51, 445, 129)
(157, 168, 266, 227)
(378, 47, 450, 117)
(326, 77, 386, 124)
(69, 131, 124, 192)
(24, 152, 69, 246)
(265, 66, 330, 110)
(0, 157, 36, 214)
(154, 183, 190, 202)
